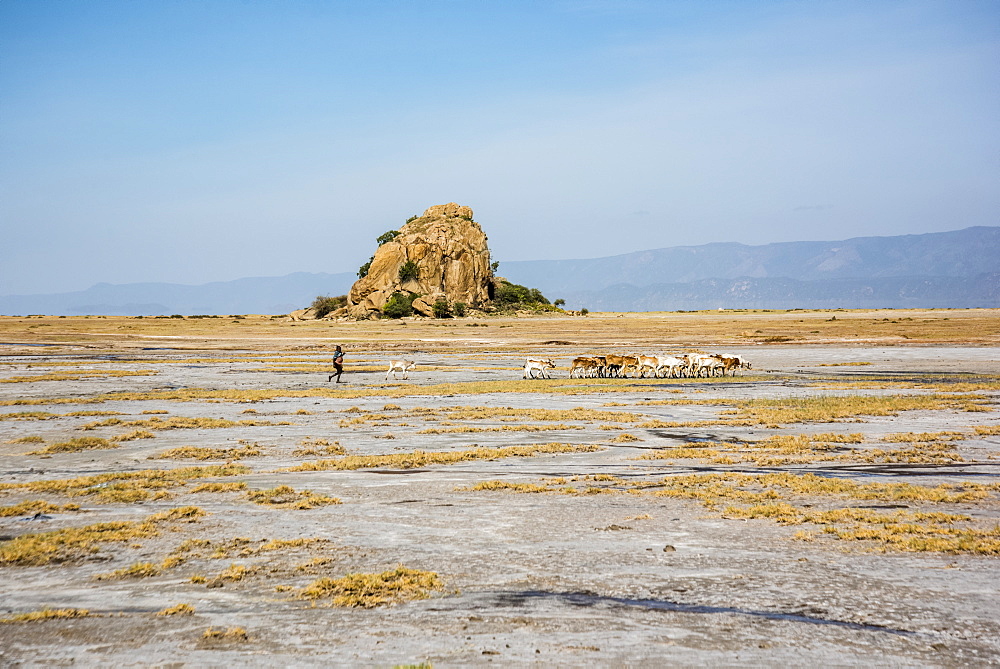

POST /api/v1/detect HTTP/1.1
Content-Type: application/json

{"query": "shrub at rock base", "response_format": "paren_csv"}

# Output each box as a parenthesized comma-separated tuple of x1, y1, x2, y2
(382, 292, 417, 319)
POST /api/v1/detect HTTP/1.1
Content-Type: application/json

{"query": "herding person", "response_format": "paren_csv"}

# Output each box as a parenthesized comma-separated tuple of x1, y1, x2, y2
(328, 345, 345, 383)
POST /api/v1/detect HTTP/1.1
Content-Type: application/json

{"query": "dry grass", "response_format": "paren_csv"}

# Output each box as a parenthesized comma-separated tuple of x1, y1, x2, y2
(723, 394, 991, 427)
(1, 411, 125, 421)
(0, 608, 90, 623)
(0, 506, 205, 566)
(0, 378, 682, 407)
(292, 438, 346, 457)
(0, 500, 80, 517)
(246, 485, 341, 509)
(81, 416, 292, 430)
(202, 626, 249, 641)
(95, 561, 161, 580)
(285, 443, 602, 472)
(464, 472, 999, 554)
(208, 563, 256, 584)
(6, 435, 45, 443)
(150, 444, 263, 461)
(461, 481, 555, 493)
(880, 431, 968, 442)
(634, 431, 968, 467)
(0, 369, 157, 383)
(260, 538, 331, 552)
(817, 362, 872, 367)
(1, 411, 59, 421)
(156, 603, 195, 616)
(609, 433, 641, 443)
(111, 429, 156, 442)
(27, 436, 119, 454)
(298, 565, 442, 608)
(416, 424, 584, 434)
(188, 482, 249, 494)
(0, 464, 249, 503)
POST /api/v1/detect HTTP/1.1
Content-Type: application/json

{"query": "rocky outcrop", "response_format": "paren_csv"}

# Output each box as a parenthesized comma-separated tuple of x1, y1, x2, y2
(346, 203, 494, 317)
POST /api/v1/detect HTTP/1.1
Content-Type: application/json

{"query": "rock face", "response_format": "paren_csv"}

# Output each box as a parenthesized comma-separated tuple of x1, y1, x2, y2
(346, 203, 494, 317)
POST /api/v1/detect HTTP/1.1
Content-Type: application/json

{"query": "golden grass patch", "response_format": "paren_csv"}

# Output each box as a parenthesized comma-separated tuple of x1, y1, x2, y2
(81, 416, 292, 431)
(150, 444, 262, 461)
(0, 369, 157, 383)
(416, 424, 584, 434)
(202, 626, 249, 641)
(0, 506, 205, 566)
(188, 481, 248, 494)
(460, 481, 555, 493)
(7, 435, 45, 444)
(246, 485, 341, 509)
(0, 464, 249, 503)
(0, 411, 58, 421)
(817, 362, 872, 367)
(156, 603, 194, 616)
(0, 608, 90, 623)
(285, 443, 602, 472)
(0, 500, 80, 517)
(292, 438, 346, 457)
(111, 429, 156, 442)
(259, 538, 331, 552)
(95, 561, 161, 580)
(209, 563, 256, 584)
(27, 436, 119, 454)
(298, 565, 442, 608)
(610, 433, 641, 443)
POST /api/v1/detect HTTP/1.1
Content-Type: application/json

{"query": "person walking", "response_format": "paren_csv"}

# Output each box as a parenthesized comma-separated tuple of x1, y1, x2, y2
(328, 345, 345, 383)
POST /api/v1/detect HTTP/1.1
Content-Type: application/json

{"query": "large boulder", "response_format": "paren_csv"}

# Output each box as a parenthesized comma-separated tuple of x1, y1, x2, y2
(346, 203, 494, 318)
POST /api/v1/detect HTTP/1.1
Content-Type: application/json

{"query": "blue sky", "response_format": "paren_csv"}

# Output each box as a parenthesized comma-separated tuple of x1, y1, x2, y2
(2, 0, 998, 295)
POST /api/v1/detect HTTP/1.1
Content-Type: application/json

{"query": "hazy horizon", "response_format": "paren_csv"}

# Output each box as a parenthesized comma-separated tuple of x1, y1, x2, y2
(3, 1, 998, 295)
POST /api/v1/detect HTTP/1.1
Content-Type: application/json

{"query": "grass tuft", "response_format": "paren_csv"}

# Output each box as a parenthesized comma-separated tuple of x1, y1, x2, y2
(0, 608, 90, 623)
(298, 565, 442, 608)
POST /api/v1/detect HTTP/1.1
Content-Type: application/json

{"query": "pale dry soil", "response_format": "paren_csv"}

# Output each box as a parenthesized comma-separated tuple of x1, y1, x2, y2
(0, 312, 998, 667)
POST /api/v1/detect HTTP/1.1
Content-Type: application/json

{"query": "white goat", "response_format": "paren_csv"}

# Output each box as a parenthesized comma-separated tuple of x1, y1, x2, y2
(523, 358, 556, 379)
(386, 360, 416, 380)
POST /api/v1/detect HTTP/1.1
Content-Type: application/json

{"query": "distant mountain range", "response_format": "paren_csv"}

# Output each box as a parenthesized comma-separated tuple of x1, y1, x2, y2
(0, 272, 355, 317)
(499, 226, 1000, 311)
(1, 227, 997, 315)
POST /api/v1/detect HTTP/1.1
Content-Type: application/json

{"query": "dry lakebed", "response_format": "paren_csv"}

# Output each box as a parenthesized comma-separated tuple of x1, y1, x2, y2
(0, 310, 998, 667)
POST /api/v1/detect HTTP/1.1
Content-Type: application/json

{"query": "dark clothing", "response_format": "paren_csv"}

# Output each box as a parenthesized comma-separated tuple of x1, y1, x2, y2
(329, 350, 344, 382)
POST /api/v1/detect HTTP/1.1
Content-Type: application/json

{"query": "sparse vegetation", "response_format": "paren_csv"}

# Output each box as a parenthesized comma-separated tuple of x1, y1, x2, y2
(311, 295, 347, 318)
(398, 260, 420, 283)
(1, 608, 90, 623)
(382, 292, 418, 319)
(202, 626, 249, 641)
(492, 279, 554, 312)
(246, 485, 341, 509)
(298, 565, 442, 607)
(432, 298, 452, 319)
(150, 443, 262, 461)
(0, 464, 249, 502)
(95, 561, 161, 580)
(0, 506, 205, 566)
(0, 500, 80, 517)
(285, 443, 602, 472)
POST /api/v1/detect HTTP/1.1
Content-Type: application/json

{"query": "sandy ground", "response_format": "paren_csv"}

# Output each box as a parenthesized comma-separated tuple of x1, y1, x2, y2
(0, 312, 998, 667)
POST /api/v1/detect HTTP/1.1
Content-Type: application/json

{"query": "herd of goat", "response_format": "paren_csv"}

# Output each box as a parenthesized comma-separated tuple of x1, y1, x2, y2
(381, 353, 752, 381)
(523, 353, 752, 380)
